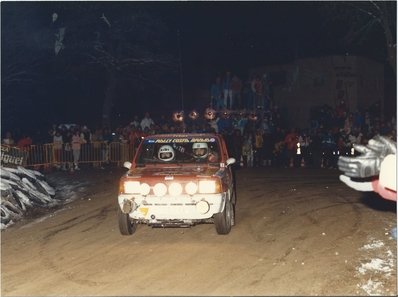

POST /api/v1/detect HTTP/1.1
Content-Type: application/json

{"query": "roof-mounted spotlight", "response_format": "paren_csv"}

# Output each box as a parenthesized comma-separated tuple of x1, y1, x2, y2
(189, 110, 199, 120)
(204, 108, 216, 120)
(172, 111, 184, 122)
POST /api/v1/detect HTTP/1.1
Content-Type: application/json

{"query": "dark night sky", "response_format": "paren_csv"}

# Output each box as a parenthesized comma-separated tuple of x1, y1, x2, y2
(1, 1, 394, 136)
(162, 2, 369, 71)
(167, 2, 323, 77)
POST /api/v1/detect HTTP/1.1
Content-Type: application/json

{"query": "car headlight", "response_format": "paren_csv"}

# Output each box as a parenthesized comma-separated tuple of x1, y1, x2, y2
(153, 183, 167, 197)
(140, 183, 151, 196)
(185, 182, 198, 195)
(123, 181, 141, 194)
(198, 180, 220, 194)
(169, 182, 183, 196)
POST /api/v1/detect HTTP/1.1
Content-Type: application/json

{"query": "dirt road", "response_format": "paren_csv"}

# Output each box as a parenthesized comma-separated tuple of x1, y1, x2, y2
(1, 167, 396, 296)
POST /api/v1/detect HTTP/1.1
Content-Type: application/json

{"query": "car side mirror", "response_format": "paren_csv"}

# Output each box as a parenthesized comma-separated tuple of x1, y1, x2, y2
(226, 158, 236, 167)
(123, 161, 132, 169)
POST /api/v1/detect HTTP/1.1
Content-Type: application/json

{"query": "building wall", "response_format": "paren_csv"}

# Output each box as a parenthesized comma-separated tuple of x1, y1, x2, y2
(251, 55, 384, 129)
(355, 56, 384, 112)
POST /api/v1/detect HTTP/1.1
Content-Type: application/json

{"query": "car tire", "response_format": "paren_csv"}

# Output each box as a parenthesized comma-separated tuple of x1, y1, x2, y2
(231, 190, 236, 226)
(118, 208, 137, 235)
(214, 197, 233, 235)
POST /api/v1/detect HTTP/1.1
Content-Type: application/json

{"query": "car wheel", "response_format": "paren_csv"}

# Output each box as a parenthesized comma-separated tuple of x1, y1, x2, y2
(231, 190, 236, 226)
(118, 208, 137, 235)
(214, 197, 233, 235)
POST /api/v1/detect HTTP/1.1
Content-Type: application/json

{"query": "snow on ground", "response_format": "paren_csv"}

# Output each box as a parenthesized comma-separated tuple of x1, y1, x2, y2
(0, 165, 87, 229)
(356, 237, 397, 296)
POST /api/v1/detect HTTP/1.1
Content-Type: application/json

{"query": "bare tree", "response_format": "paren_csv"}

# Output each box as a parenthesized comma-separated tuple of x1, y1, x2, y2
(50, 3, 177, 128)
(321, 1, 396, 75)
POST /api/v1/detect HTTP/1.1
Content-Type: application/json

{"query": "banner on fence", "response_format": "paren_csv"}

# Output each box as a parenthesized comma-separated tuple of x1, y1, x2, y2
(0, 145, 27, 167)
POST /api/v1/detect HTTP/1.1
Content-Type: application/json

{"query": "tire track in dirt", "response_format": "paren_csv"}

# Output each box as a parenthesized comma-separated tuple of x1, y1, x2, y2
(235, 168, 366, 276)
(38, 203, 115, 287)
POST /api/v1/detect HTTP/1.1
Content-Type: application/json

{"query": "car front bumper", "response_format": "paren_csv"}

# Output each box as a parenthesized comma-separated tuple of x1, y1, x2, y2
(118, 192, 226, 222)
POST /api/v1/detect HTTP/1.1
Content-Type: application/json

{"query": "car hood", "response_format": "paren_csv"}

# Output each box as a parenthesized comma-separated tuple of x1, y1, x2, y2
(127, 166, 223, 179)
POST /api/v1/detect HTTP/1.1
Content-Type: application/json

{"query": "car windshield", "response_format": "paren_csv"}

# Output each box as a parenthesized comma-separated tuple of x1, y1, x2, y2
(135, 136, 221, 166)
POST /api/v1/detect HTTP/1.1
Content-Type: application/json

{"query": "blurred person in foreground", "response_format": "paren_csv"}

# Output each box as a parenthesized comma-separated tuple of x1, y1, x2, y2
(338, 135, 396, 201)
(338, 135, 396, 239)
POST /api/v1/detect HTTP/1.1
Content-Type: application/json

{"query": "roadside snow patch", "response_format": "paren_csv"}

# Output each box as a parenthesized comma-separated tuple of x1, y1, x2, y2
(1, 166, 56, 229)
(356, 237, 396, 296)
(360, 279, 383, 296)
(361, 240, 385, 250)
(358, 257, 394, 275)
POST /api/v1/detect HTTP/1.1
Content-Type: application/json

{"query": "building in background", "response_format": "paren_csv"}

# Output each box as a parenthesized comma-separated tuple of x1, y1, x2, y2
(251, 55, 385, 129)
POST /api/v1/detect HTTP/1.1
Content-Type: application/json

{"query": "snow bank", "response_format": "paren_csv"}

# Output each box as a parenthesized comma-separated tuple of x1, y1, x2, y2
(1, 166, 57, 229)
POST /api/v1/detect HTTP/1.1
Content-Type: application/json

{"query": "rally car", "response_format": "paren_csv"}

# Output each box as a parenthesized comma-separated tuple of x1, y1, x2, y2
(117, 133, 236, 235)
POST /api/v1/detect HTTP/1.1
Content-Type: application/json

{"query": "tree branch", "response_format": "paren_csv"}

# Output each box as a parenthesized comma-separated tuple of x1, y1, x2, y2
(344, 2, 382, 24)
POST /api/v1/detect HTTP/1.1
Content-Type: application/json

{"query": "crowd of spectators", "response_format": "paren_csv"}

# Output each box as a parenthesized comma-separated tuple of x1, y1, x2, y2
(2, 97, 395, 171)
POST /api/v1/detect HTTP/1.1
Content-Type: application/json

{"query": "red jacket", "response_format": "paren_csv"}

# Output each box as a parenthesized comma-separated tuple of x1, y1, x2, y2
(17, 137, 32, 149)
(284, 133, 298, 150)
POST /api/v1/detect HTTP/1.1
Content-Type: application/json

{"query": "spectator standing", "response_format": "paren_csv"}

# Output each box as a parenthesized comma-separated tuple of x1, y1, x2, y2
(321, 129, 337, 168)
(16, 133, 32, 167)
(353, 110, 364, 131)
(140, 112, 155, 131)
(17, 134, 32, 149)
(254, 76, 263, 109)
(343, 113, 354, 134)
(130, 115, 140, 128)
(222, 71, 233, 109)
(250, 75, 258, 110)
(259, 117, 271, 134)
(335, 100, 348, 127)
(250, 75, 263, 110)
(210, 77, 223, 109)
(102, 128, 113, 166)
(157, 115, 170, 128)
(62, 128, 73, 171)
(217, 112, 233, 135)
(71, 130, 83, 170)
(92, 128, 104, 168)
(242, 132, 254, 167)
(230, 129, 243, 169)
(58, 125, 69, 145)
(242, 79, 253, 110)
(262, 129, 274, 167)
(81, 125, 92, 143)
(284, 128, 298, 167)
(53, 130, 63, 169)
(271, 105, 283, 129)
(2, 132, 15, 146)
(119, 129, 130, 164)
(237, 113, 248, 135)
(309, 129, 323, 168)
(297, 130, 311, 167)
(231, 75, 242, 109)
(47, 124, 56, 141)
(254, 129, 264, 167)
(271, 126, 285, 167)
(208, 117, 219, 133)
(79, 126, 90, 164)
